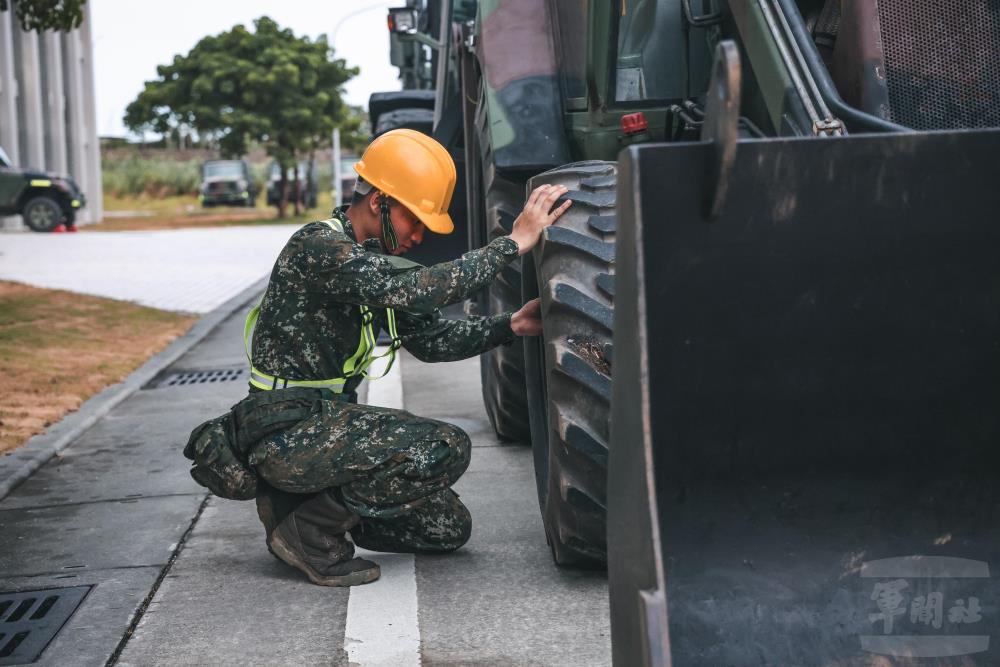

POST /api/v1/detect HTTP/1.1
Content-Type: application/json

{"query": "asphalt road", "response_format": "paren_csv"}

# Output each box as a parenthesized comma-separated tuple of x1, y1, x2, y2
(0, 297, 611, 666)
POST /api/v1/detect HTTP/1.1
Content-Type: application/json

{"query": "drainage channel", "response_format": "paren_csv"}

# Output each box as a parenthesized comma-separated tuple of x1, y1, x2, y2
(143, 367, 247, 390)
(0, 586, 91, 665)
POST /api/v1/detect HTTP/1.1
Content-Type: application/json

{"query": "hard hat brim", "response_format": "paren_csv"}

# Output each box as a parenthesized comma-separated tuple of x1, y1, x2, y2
(416, 210, 455, 235)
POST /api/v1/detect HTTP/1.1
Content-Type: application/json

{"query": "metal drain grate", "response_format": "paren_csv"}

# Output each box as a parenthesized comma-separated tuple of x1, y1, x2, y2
(0, 586, 90, 665)
(154, 368, 247, 388)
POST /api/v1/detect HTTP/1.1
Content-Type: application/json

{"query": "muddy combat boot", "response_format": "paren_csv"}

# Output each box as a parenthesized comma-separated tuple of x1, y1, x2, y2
(267, 490, 380, 587)
(256, 483, 313, 560)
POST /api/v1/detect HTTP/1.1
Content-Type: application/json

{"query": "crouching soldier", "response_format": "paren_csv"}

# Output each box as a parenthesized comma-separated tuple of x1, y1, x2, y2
(184, 129, 570, 586)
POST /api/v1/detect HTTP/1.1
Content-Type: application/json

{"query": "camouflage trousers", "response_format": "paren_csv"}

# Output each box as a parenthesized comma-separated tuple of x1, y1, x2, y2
(250, 399, 472, 553)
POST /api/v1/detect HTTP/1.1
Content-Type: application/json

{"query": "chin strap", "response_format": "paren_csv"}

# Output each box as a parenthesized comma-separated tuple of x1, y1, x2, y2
(379, 194, 398, 253)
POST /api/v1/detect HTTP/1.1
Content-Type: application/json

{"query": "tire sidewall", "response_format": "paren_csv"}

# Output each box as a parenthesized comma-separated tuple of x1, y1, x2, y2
(22, 195, 65, 232)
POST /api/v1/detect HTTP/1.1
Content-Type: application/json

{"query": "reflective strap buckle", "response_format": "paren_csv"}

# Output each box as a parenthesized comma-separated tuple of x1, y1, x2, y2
(250, 367, 346, 393)
(361, 345, 397, 380)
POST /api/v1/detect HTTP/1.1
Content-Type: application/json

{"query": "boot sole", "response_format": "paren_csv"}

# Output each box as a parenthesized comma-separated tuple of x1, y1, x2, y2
(269, 533, 381, 587)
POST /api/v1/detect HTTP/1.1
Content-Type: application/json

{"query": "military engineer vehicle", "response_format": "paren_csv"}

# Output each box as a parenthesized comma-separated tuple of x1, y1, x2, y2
(370, 0, 477, 268)
(0, 144, 86, 231)
(388, 0, 1000, 663)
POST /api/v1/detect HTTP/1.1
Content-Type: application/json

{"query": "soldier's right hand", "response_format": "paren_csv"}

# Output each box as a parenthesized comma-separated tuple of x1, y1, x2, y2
(508, 184, 572, 256)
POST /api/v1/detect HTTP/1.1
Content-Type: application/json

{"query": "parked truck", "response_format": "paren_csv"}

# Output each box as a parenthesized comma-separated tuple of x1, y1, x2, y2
(390, 0, 1000, 663)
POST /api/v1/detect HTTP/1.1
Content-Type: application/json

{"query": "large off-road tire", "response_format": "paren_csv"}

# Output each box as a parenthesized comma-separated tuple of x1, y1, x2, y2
(528, 161, 616, 567)
(472, 80, 530, 442)
(22, 195, 65, 232)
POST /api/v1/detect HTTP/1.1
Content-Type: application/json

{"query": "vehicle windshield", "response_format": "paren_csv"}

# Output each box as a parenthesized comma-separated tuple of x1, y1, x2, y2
(0, 145, 11, 168)
(613, 0, 687, 103)
(203, 161, 244, 179)
(552, 0, 588, 101)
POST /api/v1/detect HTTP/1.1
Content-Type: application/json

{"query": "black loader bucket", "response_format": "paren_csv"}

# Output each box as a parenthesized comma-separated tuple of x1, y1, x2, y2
(609, 129, 1000, 666)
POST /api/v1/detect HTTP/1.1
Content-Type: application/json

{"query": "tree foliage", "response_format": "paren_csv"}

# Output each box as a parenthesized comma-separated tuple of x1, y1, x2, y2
(0, 0, 85, 31)
(338, 105, 371, 153)
(124, 16, 359, 215)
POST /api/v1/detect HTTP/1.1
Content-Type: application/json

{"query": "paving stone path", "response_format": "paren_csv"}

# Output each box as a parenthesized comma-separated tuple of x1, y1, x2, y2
(0, 225, 299, 313)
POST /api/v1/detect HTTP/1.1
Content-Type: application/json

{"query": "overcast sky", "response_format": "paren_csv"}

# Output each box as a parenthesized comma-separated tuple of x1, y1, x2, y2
(91, 0, 401, 138)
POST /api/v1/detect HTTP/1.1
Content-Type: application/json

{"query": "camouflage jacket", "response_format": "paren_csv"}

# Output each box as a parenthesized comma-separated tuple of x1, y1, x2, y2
(251, 208, 519, 394)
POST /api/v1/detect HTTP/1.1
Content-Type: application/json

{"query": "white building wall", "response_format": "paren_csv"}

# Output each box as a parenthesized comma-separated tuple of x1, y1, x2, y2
(0, 6, 102, 228)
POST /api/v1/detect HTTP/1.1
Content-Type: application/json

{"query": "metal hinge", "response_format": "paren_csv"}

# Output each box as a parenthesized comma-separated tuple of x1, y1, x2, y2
(813, 118, 845, 136)
(463, 21, 476, 52)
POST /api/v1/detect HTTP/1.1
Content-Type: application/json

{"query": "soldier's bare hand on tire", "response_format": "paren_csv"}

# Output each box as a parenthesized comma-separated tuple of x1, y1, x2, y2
(509, 184, 572, 256)
(510, 298, 543, 336)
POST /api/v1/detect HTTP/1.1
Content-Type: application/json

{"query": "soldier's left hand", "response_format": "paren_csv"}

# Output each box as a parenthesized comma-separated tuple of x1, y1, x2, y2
(511, 298, 542, 336)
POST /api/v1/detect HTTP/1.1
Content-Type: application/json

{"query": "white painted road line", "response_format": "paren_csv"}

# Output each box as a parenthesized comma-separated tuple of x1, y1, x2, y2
(345, 551, 421, 667)
(346, 351, 421, 666)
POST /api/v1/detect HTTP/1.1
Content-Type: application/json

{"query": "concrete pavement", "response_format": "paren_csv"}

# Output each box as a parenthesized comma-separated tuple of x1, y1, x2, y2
(0, 290, 611, 666)
(0, 225, 299, 313)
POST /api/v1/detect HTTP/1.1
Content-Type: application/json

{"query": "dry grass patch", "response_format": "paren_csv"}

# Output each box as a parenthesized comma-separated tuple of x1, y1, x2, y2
(0, 282, 197, 454)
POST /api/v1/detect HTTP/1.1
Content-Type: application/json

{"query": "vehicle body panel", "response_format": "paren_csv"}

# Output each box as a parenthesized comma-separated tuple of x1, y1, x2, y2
(611, 128, 1000, 665)
(476, 0, 571, 173)
(0, 146, 86, 220)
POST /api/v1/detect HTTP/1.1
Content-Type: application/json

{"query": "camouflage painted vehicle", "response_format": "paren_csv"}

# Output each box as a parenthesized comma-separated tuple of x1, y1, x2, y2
(0, 144, 85, 231)
(459, 1, 1000, 663)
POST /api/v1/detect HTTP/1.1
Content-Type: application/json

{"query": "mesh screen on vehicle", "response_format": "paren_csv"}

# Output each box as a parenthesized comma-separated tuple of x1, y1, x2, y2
(878, 0, 1000, 130)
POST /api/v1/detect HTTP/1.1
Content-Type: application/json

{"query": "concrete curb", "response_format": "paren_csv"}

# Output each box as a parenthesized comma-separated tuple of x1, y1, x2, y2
(0, 276, 269, 501)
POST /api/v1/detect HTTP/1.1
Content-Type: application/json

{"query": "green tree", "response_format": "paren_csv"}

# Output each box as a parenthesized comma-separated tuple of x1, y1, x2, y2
(0, 0, 85, 31)
(124, 16, 358, 217)
(338, 105, 371, 153)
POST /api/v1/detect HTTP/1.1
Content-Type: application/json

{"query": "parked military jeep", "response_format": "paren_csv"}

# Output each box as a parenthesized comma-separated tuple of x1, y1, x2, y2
(200, 159, 256, 207)
(0, 145, 86, 232)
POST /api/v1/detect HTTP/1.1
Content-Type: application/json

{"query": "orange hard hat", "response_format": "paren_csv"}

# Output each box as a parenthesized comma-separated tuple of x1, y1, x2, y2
(354, 129, 456, 234)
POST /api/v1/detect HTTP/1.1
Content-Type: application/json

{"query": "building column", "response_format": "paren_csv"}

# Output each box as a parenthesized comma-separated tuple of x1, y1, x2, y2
(0, 10, 19, 163)
(0, 10, 18, 229)
(76, 1, 101, 223)
(62, 6, 102, 225)
(17, 28, 44, 168)
(43, 30, 67, 174)
(63, 28, 86, 181)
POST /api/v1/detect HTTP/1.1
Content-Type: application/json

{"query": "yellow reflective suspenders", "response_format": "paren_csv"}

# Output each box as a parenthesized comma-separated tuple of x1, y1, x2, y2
(243, 218, 401, 392)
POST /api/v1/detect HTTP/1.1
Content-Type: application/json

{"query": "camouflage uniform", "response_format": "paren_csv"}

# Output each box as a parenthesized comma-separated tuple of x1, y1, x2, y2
(248, 207, 519, 554)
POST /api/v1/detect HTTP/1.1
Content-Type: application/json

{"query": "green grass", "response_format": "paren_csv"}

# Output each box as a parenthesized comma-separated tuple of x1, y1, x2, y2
(101, 152, 334, 200)
(102, 155, 203, 198)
